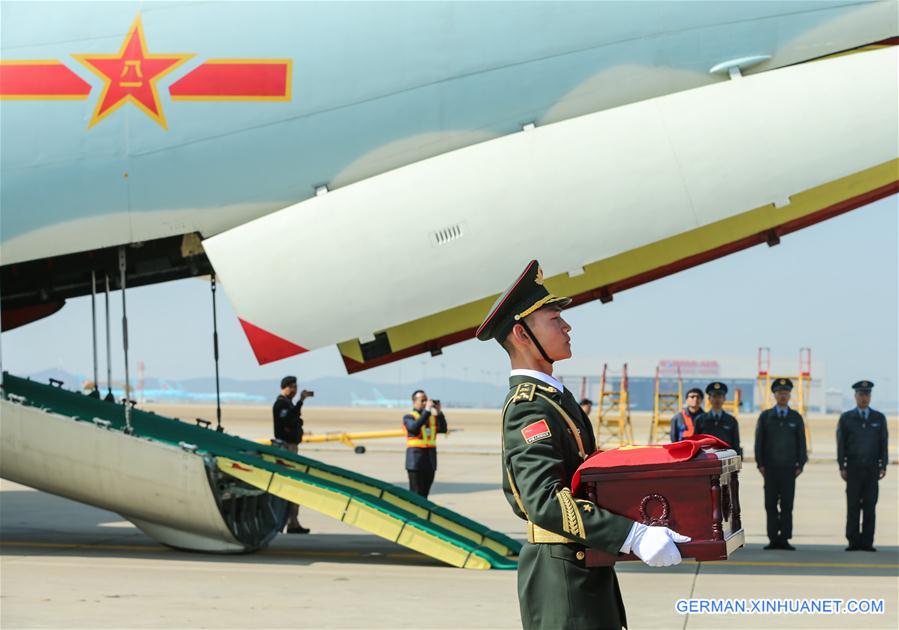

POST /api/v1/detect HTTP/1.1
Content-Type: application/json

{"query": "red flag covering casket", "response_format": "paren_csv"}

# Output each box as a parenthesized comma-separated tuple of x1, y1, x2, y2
(571, 434, 731, 495)
(573, 435, 744, 565)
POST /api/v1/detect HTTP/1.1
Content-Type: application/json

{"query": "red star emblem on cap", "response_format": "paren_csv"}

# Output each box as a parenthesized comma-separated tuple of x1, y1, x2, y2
(73, 15, 192, 129)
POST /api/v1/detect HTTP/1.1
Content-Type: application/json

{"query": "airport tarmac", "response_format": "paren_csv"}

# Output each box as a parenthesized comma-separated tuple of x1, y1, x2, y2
(2, 404, 897, 629)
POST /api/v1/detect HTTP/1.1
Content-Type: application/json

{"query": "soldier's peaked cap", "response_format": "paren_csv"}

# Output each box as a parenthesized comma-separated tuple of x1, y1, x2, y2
(771, 378, 793, 392)
(476, 260, 571, 342)
(852, 380, 874, 391)
(706, 381, 728, 395)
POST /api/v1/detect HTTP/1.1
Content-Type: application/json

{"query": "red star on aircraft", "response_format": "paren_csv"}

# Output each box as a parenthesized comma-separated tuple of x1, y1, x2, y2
(73, 16, 192, 129)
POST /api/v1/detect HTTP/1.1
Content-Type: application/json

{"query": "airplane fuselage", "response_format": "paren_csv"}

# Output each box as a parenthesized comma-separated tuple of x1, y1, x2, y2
(3, 1, 895, 264)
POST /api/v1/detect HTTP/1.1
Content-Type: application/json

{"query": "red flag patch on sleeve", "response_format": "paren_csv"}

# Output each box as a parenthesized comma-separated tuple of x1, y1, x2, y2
(521, 419, 552, 444)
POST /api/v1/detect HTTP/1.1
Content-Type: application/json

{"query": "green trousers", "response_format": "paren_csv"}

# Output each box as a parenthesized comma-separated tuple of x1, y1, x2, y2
(517, 543, 627, 630)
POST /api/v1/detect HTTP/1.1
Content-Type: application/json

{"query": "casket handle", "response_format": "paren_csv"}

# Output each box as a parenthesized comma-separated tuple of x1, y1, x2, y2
(639, 493, 671, 527)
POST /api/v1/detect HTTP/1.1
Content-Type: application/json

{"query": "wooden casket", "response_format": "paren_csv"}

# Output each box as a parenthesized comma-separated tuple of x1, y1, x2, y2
(579, 446, 744, 566)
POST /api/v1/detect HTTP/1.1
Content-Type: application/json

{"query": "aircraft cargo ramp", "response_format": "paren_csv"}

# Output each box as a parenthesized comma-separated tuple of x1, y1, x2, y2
(0, 373, 519, 569)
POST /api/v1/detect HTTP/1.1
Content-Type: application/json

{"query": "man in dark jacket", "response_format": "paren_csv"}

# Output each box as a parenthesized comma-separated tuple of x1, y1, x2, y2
(403, 389, 447, 498)
(837, 380, 888, 552)
(670, 388, 704, 442)
(695, 382, 742, 456)
(579, 398, 593, 418)
(273, 375, 313, 533)
(755, 378, 807, 550)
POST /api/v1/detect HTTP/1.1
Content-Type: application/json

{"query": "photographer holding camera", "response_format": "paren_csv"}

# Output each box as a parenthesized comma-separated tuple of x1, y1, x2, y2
(273, 375, 313, 533)
(403, 389, 448, 498)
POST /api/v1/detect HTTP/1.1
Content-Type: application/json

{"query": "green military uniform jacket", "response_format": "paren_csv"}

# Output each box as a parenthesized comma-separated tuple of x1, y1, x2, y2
(502, 374, 634, 630)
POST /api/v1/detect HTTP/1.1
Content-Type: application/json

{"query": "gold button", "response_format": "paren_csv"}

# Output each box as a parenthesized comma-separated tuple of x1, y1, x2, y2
(576, 551, 585, 561)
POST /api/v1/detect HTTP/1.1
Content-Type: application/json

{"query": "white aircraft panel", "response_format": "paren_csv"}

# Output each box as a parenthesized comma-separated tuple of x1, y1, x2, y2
(203, 48, 897, 360)
(662, 47, 898, 223)
(0, 401, 245, 552)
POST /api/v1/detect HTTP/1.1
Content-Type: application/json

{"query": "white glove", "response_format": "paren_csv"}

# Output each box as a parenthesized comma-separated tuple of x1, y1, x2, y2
(620, 522, 690, 567)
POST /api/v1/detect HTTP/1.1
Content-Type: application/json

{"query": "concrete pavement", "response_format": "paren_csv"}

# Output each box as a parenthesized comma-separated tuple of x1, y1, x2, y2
(2, 406, 896, 629)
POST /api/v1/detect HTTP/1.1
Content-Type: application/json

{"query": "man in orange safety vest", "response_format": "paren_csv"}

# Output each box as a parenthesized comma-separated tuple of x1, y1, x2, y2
(403, 389, 447, 498)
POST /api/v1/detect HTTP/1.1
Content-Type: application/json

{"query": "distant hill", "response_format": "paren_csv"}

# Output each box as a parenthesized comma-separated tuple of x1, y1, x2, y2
(15, 369, 507, 409)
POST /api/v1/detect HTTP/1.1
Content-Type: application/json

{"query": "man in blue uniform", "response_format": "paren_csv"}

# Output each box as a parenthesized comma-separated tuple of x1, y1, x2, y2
(477, 260, 689, 630)
(695, 382, 742, 456)
(403, 389, 447, 498)
(837, 380, 888, 552)
(754, 378, 807, 550)
(273, 375, 313, 534)
(670, 388, 704, 442)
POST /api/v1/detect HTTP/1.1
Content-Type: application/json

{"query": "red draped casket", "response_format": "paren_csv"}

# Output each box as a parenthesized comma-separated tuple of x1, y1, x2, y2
(572, 435, 744, 566)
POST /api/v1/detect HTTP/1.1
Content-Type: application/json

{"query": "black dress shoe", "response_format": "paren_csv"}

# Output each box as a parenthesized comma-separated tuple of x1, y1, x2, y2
(861, 546, 876, 552)
(286, 525, 310, 534)
(781, 542, 796, 551)
(845, 545, 860, 551)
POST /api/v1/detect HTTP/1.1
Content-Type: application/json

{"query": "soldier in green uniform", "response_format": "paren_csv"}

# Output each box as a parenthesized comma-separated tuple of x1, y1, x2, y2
(477, 260, 690, 630)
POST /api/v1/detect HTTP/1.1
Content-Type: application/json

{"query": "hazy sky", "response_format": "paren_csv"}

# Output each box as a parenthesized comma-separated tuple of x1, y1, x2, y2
(2, 195, 896, 403)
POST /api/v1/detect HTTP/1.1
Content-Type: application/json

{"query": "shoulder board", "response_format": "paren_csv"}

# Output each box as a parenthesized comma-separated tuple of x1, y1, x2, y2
(511, 382, 536, 403)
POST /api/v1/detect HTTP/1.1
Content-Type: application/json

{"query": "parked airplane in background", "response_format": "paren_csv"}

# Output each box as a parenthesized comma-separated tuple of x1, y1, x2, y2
(99, 386, 265, 405)
(2, 1, 897, 374)
(350, 389, 411, 409)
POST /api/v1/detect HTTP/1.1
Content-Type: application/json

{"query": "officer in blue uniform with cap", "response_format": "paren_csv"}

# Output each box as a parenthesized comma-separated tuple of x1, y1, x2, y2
(478, 260, 690, 630)
(695, 382, 742, 456)
(754, 378, 807, 550)
(837, 380, 888, 551)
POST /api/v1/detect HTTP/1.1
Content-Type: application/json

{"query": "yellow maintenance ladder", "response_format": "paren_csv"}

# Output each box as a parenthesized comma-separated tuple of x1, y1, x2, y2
(649, 366, 681, 443)
(756, 347, 813, 451)
(596, 363, 633, 448)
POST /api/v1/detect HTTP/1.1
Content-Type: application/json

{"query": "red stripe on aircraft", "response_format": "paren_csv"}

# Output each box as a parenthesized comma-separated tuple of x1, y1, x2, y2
(169, 60, 290, 100)
(238, 318, 308, 365)
(0, 61, 91, 99)
(0, 301, 66, 331)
